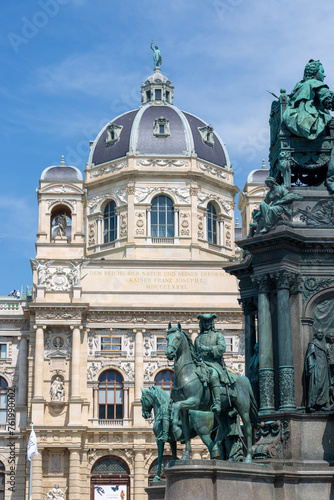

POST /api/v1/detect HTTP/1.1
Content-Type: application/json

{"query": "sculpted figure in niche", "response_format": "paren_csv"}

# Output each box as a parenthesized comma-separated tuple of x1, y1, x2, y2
(283, 59, 334, 140)
(249, 177, 303, 234)
(325, 332, 334, 406)
(305, 329, 330, 412)
(53, 214, 68, 238)
(50, 376, 65, 402)
(194, 314, 236, 413)
(45, 484, 68, 500)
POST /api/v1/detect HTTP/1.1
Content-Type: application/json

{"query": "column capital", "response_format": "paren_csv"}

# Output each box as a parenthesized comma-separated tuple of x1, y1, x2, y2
(271, 271, 299, 290)
(238, 297, 256, 315)
(252, 274, 272, 293)
(34, 324, 46, 330)
(70, 325, 83, 331)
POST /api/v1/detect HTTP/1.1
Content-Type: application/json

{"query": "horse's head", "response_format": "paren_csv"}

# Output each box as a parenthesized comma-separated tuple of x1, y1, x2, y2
(140, 387, 154, 420)
(166, 321, 183, 361)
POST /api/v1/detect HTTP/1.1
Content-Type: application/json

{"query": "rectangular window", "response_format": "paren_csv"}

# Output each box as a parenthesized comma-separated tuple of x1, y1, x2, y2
(0, 345, 6, 359)
(159, 124, 165, 134)
(166, 91, 170, 102)
(101, 337, 121, 351)
(157, 338, 167, 351)
(155, 89, 161, 99)
(146, 90, 151, 100)
(225, 337, 233, 352)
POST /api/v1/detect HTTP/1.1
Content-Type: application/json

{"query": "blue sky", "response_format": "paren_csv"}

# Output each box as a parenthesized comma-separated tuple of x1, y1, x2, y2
(1, 0, 334, 294)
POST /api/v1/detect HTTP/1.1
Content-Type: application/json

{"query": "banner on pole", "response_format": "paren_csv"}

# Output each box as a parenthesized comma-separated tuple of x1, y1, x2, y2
(27, 427, 38, 461)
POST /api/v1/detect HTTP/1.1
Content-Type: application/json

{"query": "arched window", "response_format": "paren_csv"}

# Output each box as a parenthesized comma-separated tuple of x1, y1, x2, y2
(0, 378, 7, 426)
(104, 201, 117, 243)
(151, 195, 174, 238)
(155, 370, 174, 393)
(207, 202, 218, 244)
(98, 370, 123, 420)
(0, 461, 4, 500)
(91, 456, 130, 499)
(51, 205, 72, 240)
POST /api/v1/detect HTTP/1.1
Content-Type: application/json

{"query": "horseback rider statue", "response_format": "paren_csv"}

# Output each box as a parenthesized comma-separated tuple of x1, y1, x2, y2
(194, 313, 235, 414)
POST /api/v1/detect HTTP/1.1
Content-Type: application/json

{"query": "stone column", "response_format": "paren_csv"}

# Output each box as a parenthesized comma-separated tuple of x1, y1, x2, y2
(127, 183, 135, 243)
(116, 211, 120, 240)
(134, 450, 146, 500)
(97, 217, 102, 245)
(33, 325, 46, 399)
(255, 275, 275, 413)
(93, 387, 98, 419)
(146, 208, 151, 238)
(240, 298, 256, 380)
(69, 449, 81, 499)
(174, 209, 179, 238)
(17, 335, 28, 406)
(31, 448, 43, 498)
(134, 329, 144, 401)
(123, 387, 129, 419)
(70, 326, 82, 399)
(219, 219, 224, 247)
(17, 334, 28, 427)
(69, 325, 82, 424)
(275, 272, 296, 410)
(190, 183, 199, 245)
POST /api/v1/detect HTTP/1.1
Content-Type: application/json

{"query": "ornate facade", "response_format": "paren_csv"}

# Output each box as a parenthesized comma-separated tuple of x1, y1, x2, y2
(0, 66, 248, 500)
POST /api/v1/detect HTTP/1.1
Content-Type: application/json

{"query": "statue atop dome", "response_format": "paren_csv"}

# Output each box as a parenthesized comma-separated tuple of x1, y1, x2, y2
(151, 40, 162, 67)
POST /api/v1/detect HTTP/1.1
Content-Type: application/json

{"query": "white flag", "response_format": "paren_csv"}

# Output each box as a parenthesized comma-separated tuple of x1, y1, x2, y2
(27, 427, 38, 461)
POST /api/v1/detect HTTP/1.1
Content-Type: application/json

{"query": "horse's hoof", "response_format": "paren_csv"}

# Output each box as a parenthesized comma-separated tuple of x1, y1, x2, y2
(152, 475, 161, 482)
(244, 456, 252, 464)
(180, 452, 191, 460)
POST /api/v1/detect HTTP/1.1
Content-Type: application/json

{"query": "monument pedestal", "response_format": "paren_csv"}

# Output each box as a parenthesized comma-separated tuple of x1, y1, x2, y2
(159, 460, 334, 500)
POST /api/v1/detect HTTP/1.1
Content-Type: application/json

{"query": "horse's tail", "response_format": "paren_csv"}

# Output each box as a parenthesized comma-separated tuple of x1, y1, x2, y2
(243, 376, 258, 427)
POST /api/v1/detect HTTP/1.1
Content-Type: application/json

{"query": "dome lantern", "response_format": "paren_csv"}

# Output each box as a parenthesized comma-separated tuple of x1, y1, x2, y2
(141, 67, 174, 105)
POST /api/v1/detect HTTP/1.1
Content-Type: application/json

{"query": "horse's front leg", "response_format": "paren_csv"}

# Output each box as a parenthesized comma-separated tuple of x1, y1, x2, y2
(172, 397, 200, 442)
(152, 440, 164, 482)
(174, 396, 200, 460)
(170, 440, 177, 461)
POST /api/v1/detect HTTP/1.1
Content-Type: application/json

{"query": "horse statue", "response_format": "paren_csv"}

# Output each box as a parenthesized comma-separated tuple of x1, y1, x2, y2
(166, 322, 258, 463)
(141, 386, 218, 481)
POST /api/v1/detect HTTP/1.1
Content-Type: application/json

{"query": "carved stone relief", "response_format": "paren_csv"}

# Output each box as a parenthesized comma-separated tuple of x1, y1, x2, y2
(135, 187, 190, 204)
(136, 159, 189, 168)
(88, 190, 128, 213)
(47, 199, 76, 213)
(89, 161, 127, 178)
(45, 330, 72, 357)
(135, 211, 146, 235)
(144, 362, 158, 381)
(143, 333, 154, 358)
(197, 190, 231, 214)
(196, 162, 228, 179)
(120, 362, 135, 381)
(45, 266, 73, 292)
(123, 332, 135, 358)
(88, 222, 96, 246)
(180, 212, 190, 236)
(120, 214, 127, 237)
(43, 185, 77, 193)
(88, 331, 99, 357)
(197, 214, 204, 239)
(87, 361, 103, 381)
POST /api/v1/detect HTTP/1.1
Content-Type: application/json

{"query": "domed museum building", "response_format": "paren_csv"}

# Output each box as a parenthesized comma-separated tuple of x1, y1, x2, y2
(0, 64, 248, 499)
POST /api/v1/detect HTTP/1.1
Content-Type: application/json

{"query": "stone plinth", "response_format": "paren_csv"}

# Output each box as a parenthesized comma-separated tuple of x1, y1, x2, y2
(146, 481, 166, 500)
(163, 460, 334, 500)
